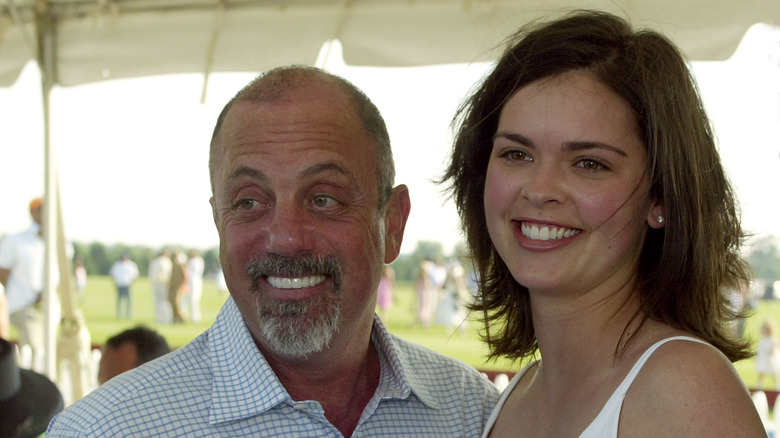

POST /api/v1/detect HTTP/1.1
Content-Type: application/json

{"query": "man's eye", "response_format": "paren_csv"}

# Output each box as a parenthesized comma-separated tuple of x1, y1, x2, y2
(313, 195, 338, 209)
(235, 199, 258, 210)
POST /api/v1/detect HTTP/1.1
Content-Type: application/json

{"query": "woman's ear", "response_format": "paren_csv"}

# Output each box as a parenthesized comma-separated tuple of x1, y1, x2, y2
(647, 200, 665, 229)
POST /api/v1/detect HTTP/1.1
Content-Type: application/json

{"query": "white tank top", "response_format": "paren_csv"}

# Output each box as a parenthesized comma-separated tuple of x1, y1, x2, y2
(481, 336, 710, 438)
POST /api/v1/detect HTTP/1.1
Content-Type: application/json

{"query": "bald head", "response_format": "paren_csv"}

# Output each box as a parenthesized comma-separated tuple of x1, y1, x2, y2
(208, 66, 395, 207)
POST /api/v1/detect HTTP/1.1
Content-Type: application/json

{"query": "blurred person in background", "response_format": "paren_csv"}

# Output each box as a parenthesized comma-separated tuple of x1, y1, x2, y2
(148, 249, 172, 323)
(168, 250, 188, 324)
(755, 319, 780, 390)
(73, 254, 87, 300)
(0, 198, 48, 372)
(185, 250, 205, 323)
(97, 326, 171, 385)
(109, 253, 139, 319)
(375, 264, 395, 325)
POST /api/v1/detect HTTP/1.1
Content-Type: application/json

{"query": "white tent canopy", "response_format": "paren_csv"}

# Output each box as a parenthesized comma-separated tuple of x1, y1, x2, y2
(3, 0, 780, 89)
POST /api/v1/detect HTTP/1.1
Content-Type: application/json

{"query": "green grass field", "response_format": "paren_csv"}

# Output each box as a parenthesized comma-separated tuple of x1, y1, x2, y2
(15, 276, 780, 388)
(47, 276, 517, 371)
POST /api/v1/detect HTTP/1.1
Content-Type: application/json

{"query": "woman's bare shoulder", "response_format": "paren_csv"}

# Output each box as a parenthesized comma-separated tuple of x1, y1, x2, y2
(620, 337, 766, 437)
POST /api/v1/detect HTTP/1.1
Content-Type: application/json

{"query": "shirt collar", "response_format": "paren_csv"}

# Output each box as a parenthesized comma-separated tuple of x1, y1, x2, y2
(208, 297, 289, 424)
(370, 315, 441, 410)
(207, 297, 441, 424)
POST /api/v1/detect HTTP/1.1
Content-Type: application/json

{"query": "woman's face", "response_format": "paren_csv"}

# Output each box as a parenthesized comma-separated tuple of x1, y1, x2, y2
(484, 71, 664, 299)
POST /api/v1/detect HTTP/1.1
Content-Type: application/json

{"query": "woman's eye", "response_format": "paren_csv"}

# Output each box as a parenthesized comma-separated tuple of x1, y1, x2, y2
(576, 158, 606, 171)
(502, 150, 531, 162)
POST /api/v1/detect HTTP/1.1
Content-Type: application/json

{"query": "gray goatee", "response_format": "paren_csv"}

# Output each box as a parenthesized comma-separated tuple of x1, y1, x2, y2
(246, 253, 344, 358)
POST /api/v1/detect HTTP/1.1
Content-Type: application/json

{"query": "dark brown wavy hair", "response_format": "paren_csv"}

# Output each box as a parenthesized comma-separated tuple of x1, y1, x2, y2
(441, 10, 753, 363)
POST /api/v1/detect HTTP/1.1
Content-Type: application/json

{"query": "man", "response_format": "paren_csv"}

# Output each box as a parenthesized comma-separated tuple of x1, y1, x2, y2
(168, 250, 188, 323)
(97, 326, 171, 385)
(0, 198, 46, 371)
(147, 249, 172, 323)
(109, 253, 139, 319)
(185, 249, 205, 323)
(47, 66, 498, 437)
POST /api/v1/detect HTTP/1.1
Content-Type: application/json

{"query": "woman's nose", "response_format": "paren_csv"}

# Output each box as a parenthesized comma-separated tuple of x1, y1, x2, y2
(520, 164, 565, 207)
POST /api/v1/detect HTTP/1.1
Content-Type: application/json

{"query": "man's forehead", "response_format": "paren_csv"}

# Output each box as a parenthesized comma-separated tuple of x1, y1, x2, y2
(210, 79, 378, 191)
(219, 94, 369, 154)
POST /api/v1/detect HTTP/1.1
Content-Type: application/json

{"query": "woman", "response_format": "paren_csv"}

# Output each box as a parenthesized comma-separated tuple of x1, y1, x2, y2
(376, 264, 395, 325)
(441, 10, 765, 437)
(755, 319, 780, 390)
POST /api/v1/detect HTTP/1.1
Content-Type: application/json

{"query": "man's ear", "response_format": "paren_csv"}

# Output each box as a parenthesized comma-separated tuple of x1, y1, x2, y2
(383, 185, 411, 264)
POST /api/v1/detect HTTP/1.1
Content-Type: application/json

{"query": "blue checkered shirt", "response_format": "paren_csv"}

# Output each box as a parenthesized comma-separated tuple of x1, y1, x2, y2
(47, 297, 499, 437)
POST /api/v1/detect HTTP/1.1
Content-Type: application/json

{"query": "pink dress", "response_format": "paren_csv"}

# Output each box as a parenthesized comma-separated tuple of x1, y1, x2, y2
(377, 276, 393, 310)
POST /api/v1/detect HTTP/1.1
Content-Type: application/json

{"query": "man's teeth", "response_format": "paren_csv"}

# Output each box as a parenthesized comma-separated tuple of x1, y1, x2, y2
(521, 223, 580, 240)
(268, 275, 326, 289)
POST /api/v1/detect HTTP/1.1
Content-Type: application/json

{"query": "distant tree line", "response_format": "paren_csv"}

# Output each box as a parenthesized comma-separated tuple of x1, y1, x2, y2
(746, 235, 780, 290)
(393, 236, 780, 291)
(72, 242, 220, 278)
(69, 240, 469, 284)
(390, 240, 472, 283)
(70, 234, 780, 290)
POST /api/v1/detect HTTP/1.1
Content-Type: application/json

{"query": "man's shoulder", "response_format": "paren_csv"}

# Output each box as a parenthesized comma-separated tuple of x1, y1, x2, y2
(0, 228, 34, 248)
(391, 334, 495, 387)
(381, 333, 500, 426)
(108, 332, 211, 391)
(0, 229, 38, 265)
(47, 334, 213, 436)
(393, 335, 464, 365)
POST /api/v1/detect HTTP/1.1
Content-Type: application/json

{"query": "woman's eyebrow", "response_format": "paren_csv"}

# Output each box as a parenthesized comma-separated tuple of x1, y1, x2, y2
(493, 132, 534, 146)
(494, 132, 629, 158)
(562, 141, 628, 157)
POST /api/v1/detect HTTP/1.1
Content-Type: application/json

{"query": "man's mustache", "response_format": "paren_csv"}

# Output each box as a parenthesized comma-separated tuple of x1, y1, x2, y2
(246, 253, 343, 292)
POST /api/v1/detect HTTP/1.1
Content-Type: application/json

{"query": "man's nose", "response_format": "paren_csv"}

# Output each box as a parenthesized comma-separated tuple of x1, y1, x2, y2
(266, 202, 315, 256)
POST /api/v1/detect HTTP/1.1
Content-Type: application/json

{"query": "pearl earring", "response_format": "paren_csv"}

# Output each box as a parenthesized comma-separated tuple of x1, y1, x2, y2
(657, 215, 664, 224)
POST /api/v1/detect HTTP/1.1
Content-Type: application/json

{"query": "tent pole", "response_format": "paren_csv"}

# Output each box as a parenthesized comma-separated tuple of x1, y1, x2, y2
(200, 2, 226, 103)
(36, 3, 59, 380)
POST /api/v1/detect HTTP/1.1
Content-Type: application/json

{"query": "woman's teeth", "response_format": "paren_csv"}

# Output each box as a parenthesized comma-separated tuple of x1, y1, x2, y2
(521, 223, 581, 240)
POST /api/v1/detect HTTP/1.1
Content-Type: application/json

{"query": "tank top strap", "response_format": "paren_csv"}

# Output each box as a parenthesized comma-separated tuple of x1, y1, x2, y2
(614, 336, 710, 396)
(579, 336, 711, 438)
